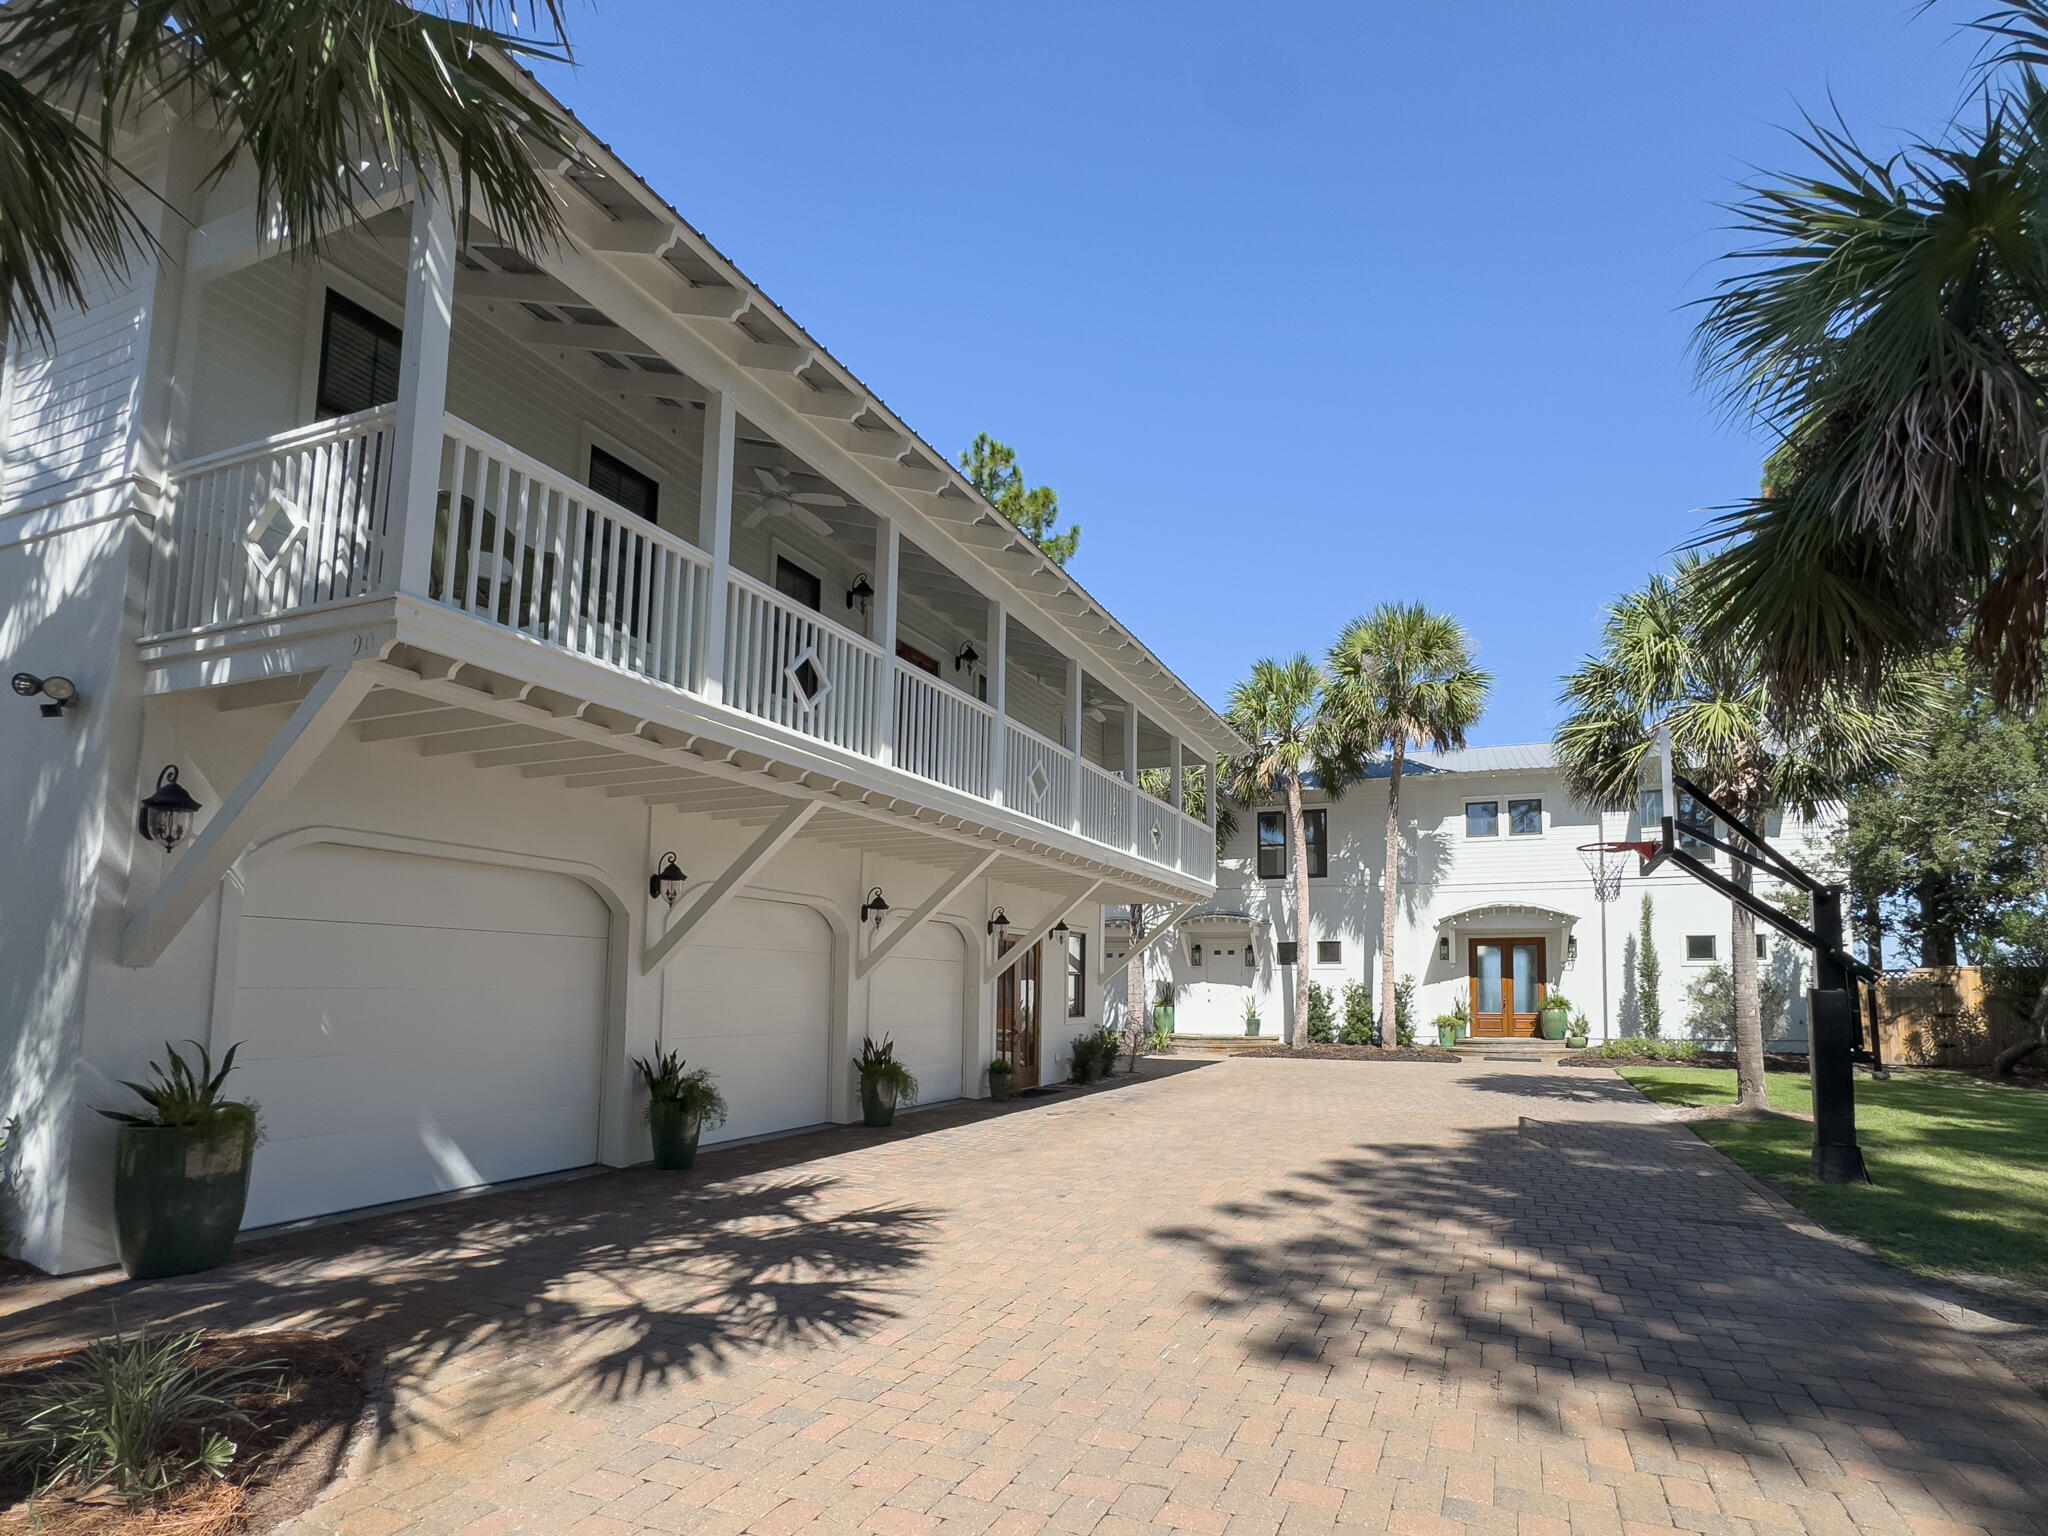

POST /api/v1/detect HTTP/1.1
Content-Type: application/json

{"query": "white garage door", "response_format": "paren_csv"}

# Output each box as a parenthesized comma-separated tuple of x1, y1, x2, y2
(233, 844, 610, 1228)
(663, 898, 831, 1143)
(870, 924, 965, 1107)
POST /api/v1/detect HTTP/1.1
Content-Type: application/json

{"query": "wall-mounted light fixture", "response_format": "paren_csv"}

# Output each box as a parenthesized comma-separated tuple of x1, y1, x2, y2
(861, 887, 891, 927)
(1190, 942, 1203, 967)
(138, 766, 202, 852)
(649, 852, 687, 908)
(954, 641, 979, 673)
(12, 672, 79, 718)
(1437, 934, 1451, 962)
(986, 906, 1009, 935)
(845, 573, 874, 616)
(1050, 918, 1069, 939)
(1566, 936, 1579, 965)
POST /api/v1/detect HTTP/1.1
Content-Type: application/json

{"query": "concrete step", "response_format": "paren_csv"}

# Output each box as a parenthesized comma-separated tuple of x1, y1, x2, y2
(1451, 1036, 1569, 1060)
(1164, 1034, 1272, 1056)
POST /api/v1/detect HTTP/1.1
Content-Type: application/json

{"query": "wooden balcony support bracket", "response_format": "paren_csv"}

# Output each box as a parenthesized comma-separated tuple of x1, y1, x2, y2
(1096, 900, 1202, 992)
(985, 879, 1105, 984)
(640, 800, 820, 976)
(120, 664, 376, 967)
(855, 849, 1001, 982)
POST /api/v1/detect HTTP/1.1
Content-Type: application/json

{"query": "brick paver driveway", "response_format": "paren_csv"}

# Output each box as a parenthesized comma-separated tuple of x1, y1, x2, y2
(7, 1058, 2048, 1536)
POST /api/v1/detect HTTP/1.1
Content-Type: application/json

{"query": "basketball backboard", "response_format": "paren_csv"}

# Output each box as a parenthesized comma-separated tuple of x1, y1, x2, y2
(1635, 723, 1676, 870)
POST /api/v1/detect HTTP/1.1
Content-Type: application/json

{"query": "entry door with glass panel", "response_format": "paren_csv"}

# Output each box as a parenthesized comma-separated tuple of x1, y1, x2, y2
(996, 939, 1042, 1088)
(1468, 938, 1546, 1037)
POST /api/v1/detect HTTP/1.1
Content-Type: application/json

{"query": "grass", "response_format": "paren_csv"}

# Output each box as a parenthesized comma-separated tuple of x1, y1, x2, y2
(1619, 1067, 2048, 1287)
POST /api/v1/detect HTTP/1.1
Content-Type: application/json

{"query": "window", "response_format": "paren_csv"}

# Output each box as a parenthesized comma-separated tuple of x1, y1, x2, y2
(1677, 792, 1716, 859)
(1064, 932, 1087, 1018)
(1465, 800, 1499, 837)
(1756, 932, 1768, 959)
(1276, 941, 1298, 966)
(1508, 798, 1543, 836)
(315, 292, 402, 418)
(774, 556, 822, 611)
(1256, 809, 1327, 878)
(588, 446, 659, 521)
(1317, 940, 1342, 964)
(1686, 934, 1717, 962)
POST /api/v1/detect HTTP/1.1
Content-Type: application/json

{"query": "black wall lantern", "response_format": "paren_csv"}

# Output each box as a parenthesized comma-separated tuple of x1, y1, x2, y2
(12, 672, 78, 717)
(846, 573, 874, 616)
(986, 906, 1009, 935)
(954, 641, 979, 673)
(1438, 934, 1451, 962)
(1050, 917, 1069, 939)
(650, 852, 687, 908)
(139, 766, 202, 851)
(861, 886, 891, 927)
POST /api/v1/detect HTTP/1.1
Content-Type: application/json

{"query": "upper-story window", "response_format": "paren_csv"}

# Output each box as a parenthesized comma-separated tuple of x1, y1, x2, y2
(1508, 797, 1543, 836)
(588, 446, 658, 522)
(774, 556, 822, 612)
(1465, 800, 1499, 837)
(1256, 809, 1326, 879)
(316, 292, 402, 419)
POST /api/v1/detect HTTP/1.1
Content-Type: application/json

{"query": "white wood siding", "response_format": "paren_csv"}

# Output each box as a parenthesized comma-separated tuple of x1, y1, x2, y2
(1, 265, 152, 509)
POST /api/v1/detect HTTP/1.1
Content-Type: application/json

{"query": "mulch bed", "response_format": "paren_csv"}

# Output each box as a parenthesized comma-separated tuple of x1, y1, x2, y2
(1559, 1049, 1813, 1071)
(0, 1332, 371, 1536)
(1240, 1043, 1462, 1062)
(0, 1256, 46, 1289)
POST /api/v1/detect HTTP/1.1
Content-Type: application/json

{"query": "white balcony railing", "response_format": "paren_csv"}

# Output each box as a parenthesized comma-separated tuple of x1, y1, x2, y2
(1004, 722, 1074, 830)
(148, 413, 1216, 887)
(894, 669, 994, 798)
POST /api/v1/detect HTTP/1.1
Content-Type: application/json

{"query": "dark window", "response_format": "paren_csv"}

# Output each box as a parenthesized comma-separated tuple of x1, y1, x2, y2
(1677, 791, 1716, 860)
(1276, 941, 1298, 966)
(1466, 800, 1499, 837)
(774, 556, 822, 611)
(1257, 812, 1286, 880)
(1065, 932, 1086, 1018)
(1508, 798, 1543, 836)
(1317, 940, 1341, 964)
(1303, 809, 1328, 878)
(588, 446, 659, 521)
(316, 292, 402, 418)
(1686, 934, 1716, 962)
(1756, 932, 1768, 959)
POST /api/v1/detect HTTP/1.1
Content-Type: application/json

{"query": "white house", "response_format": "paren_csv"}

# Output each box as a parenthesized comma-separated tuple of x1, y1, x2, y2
(0, 78, 1241, 1274)
(1119, 746, 1824, 1047)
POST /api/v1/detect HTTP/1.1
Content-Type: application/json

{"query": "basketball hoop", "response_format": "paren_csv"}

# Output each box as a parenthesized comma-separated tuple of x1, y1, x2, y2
(1579, 841, 1656, 902)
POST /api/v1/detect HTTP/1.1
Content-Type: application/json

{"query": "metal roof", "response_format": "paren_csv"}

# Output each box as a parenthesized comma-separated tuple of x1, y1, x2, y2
(1369, 743, 1557, 777)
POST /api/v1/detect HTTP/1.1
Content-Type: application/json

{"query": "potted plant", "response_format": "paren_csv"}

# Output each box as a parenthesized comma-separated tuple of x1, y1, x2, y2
(988, 1057, 1016, 1102)
(1566, 1013, 1590, 1051)
(1433, 1013, 1461, 1049)
(632, 1048, 727, 1169)
(1537, 992, 1573, 1041)
(1242, 996, 1261, 1038)
(856, 1035, 919, 1127)
(97, 1040, 258, 1281)
(1452, 996, 1473, 1041)
(1154, 980, 1176, 1036)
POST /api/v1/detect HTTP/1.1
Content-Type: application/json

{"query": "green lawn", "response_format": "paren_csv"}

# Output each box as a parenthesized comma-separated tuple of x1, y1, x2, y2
(1619, 1067, 2048, 1286)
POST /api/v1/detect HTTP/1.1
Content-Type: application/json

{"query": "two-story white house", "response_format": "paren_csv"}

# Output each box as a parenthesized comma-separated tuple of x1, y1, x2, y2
(1124, 745, 1824, 1047)
(0, 77, 1240, 1274)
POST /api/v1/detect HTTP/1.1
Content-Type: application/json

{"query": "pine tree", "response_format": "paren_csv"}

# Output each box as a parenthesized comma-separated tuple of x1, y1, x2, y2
(958, 434, 1080, 565)
(1636, 894, 1663, 1039)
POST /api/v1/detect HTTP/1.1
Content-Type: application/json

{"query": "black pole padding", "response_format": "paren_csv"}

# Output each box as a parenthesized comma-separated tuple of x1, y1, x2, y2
(1809, 985, 1870, 1184)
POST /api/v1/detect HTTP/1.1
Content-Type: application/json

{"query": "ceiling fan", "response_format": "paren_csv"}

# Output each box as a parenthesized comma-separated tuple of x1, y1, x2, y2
(742, 467, 844, 538)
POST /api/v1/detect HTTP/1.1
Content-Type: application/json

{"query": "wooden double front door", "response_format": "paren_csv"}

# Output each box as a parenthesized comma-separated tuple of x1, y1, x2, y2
(996, 938, 1042, 1087)
(1468, 937, 1547, 1037)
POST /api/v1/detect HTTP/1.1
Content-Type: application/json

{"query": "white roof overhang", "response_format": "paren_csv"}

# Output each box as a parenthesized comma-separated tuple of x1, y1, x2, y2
(1436, 903, 1579, 931)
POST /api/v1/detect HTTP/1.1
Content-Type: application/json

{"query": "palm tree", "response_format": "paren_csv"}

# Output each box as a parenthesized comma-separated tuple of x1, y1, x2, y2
(1325, 604, 1491, 1045)
(1692, 0, 2048, 710)
(1555, 558, 1937, 1107)
(1222, 657, 1358, 1046)
(2, 1, 576, 341)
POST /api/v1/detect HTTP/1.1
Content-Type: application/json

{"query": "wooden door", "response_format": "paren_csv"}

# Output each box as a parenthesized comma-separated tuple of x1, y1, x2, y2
(1468, 938, 1547, 1038)
(996, 939, 1042, 1087)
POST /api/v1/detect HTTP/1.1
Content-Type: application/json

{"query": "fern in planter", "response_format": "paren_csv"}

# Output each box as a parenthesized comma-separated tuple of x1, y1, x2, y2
(632, 1049, 726, 1170)
(856, 1036, 919, 1126)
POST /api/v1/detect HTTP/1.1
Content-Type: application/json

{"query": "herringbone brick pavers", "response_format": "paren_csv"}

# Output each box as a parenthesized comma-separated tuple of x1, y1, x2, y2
(4, 1059, 2046, 1536)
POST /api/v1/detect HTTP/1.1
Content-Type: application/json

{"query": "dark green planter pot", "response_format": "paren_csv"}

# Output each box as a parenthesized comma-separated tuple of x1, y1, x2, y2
(1243, 1019, 1260, 1037)
(989, 1071, 1015, 1102)
(648, 1101, 703, 1169)
(1539, 1010, 1571, 1041)
(862, 1078, 899, 1127)
(1437, 1025, 1458, 1048)
(1566, 1035, 1589, 1051)
(112, 1118, 255, 1281)
(1155, 1007, 1175, 1036)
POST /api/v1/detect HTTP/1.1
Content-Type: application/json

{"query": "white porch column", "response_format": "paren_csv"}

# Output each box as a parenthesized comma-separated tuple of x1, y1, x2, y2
(1207, 761, 1219, 838)
(383, 187, 457, 598)
(1170, 737, 1184, 811)
(697, 389, 737, 701)
(874, 520, 900, 766)
(1066, 656, 1083, 833)
(1123, 700, 1140, 850)
(988, 601, 1008, 805)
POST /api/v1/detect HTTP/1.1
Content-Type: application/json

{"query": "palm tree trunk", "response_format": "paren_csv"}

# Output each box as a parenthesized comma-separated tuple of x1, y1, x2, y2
(1125, 903, 1148, 1066)
(1379, 739, 1405, 1047)
(1728, 789, 1767, 1108)
(1287, 775, 1312, 1048)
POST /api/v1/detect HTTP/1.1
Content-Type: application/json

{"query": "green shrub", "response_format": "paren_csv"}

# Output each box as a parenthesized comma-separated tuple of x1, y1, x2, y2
(1595, 1038, 1700, 1061)
(1339, 982, 1375, 1045)
(1395, 975, 1417, 1033)
(1305, 981, 1336, 1044)
(855, 1035, 920, 1104)
(1071, 1025, 1122, 1081)
(97, 1041, 256, 1138)
(631, 1049, 729, 1128)
(0, 1331, 276, 1500)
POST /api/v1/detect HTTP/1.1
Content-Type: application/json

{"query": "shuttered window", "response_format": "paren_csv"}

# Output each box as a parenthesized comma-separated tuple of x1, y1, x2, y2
(588, 445, 659, 521)
(316, 292, 403, 419)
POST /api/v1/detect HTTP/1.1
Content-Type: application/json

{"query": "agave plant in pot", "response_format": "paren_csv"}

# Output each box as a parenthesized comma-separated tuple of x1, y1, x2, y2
(97, 1041, 259, 1281)
(856, 1035, 918, 1128)
(633, 1049, 727, 1169)
(987, 1057, 1016, 1102)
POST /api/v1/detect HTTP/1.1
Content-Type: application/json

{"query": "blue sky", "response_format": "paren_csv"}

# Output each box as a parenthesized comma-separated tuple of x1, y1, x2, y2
(534, 2, 1974, 744)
